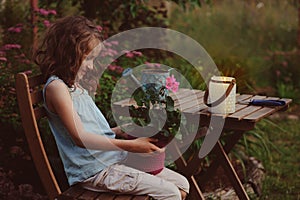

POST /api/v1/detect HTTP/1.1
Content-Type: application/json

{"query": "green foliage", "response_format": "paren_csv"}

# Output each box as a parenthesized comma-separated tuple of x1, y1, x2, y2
(265, 52, 300, 101)
(79, 0, 169, 37)
(94, 72, 119, 126)
(128, 83, 181, 147)
(169, 0, 299, 97)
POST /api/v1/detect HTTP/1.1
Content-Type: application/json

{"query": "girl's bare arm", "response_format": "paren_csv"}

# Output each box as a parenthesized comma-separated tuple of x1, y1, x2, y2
(45, 80, 161, 153)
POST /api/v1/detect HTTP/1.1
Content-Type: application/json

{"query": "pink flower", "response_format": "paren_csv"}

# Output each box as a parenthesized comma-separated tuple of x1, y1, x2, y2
(166, 75, 179, 93)
(96, 25, 103, 32)
(132, 51, 142, 56)
(145, 62, 154, 67)
(3, 44, 21, 50)
(108, 65, 116, 71)
(144, 62, 161, 67)
(0, 57, 7, 62)
(21, 59, 31, 64)
(104, 42, 112, 47)
(8, 26, 22, 33)
(43, 20, 51, 27)
(281, 61, 288, 68)
(125, 52, 134, 58)
(38, 8, 49, 16)
(48, 9, 57, 15)
(37, 8, 56, 16)
(108, 65, 123, 74)
(107, 48, 118, 56)
(24, 70, 32, 75)
(122, 50, 142, 58)
(110, 41, 119, 45)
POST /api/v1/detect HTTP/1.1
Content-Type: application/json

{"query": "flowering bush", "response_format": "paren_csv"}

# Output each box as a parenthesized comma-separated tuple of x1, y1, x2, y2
(0, 6, 59, 126)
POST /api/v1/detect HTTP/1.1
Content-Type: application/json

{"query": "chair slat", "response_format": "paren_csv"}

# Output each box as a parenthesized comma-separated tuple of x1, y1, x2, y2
(61, 184, 85, 198)
(114, 195, 135, 200)
(77, 189, 99, 200)
(31, 90, 44, 105)
(28, 74, 44, 88)
(16, 73, 61, 200)
(131, 196, 151, 200)
(94, 193, 117, 200)
(34, 107, 47, 120)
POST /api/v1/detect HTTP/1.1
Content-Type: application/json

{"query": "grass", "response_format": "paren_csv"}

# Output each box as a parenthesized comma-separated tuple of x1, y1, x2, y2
(226, 106, 300, 200)
(202, 107, 300, 200)
(254, 116, 300, 199)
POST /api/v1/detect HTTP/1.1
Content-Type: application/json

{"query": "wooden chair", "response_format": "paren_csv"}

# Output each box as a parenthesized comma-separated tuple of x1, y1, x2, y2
(15, 72, 150, 200)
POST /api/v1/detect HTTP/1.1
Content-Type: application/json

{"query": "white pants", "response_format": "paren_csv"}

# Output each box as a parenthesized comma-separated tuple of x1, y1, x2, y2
(81, 163, 190, 200)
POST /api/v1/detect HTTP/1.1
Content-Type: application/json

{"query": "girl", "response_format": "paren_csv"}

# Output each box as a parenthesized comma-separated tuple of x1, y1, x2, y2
(34, 15, 189, 200)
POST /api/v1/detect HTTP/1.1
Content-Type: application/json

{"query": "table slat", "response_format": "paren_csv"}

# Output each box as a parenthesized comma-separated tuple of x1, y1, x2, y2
(170, 89, 196, 102)
(236, 94, 253, 101)
(229, 106, 263, 120)
(173, 90, 203, 104)
(265, 96, 280, 100)
(182, 103, 208, 113)
(280, 98, 293, 104)
(251, 95, 267, 100)
(243, 107, 275, 121)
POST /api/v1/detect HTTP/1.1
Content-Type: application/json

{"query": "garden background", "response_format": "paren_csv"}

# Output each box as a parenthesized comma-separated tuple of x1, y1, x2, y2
(0, 0, 299, 199)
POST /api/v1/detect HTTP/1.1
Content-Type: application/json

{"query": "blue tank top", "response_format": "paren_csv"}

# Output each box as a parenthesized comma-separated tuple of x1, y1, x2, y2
(43, 75, 127, 185)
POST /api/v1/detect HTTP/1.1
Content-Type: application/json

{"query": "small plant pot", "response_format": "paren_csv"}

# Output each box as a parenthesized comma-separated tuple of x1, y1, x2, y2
(151, 132, 174, 148)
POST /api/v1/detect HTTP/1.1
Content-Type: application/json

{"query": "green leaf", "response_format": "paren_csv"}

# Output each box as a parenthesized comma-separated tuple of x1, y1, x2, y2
(132, 87, 146, 106)
(161, 129, 170, 137)
(166, 96, 175, 111)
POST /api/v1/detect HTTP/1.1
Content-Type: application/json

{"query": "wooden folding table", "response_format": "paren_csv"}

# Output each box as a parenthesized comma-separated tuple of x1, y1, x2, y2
(113, 88, 292, 200)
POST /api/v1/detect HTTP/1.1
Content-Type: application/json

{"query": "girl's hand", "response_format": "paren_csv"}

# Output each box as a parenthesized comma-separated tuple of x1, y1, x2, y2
(130, 137, 164, 154)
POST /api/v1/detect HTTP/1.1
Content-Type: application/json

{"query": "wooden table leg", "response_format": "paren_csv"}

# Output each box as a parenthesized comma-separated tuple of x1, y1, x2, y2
(214, 141, 250, 200)
(172, 143, 205, 200)
(199, 130, 244, 184)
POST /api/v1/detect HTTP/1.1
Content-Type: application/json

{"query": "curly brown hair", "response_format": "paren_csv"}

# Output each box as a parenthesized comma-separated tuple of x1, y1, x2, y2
(34, 15, 102, 87)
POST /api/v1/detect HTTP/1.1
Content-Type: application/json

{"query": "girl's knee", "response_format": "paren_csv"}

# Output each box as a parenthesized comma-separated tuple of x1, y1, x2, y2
(180, 189, 188, 200)
(163, 183, 182, 200)
(180, 176, 190, 194)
